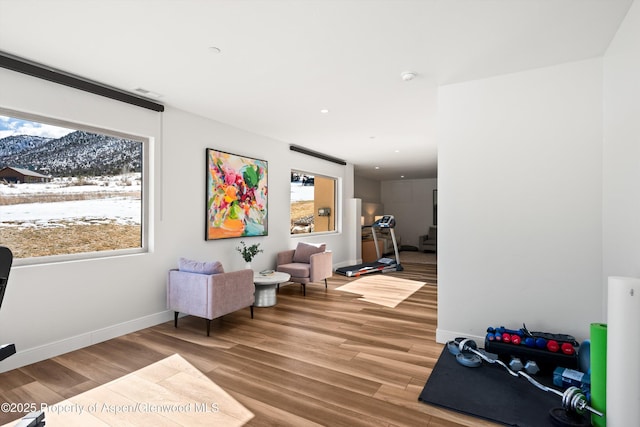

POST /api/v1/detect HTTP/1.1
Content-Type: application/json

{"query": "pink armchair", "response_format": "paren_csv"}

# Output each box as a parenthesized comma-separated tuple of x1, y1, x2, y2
(276, 242, 333, 296)
(167, 258, 254, 336)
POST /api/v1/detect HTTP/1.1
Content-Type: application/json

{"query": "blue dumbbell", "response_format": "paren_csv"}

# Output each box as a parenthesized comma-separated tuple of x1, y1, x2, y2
(524, 360, 540, 375)
(509, 357, 524, 372)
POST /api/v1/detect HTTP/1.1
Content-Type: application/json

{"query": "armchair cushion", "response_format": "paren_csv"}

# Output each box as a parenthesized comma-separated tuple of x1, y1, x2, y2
(292, 242, 326, 263)
(277, 249, 295, 266)
(178, 257, 224, 275)
(278, 263, 311, 279)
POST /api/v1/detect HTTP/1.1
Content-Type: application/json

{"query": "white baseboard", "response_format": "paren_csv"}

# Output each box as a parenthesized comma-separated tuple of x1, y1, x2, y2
(436, 328, 486, 347)
(0, 310, 174, 373)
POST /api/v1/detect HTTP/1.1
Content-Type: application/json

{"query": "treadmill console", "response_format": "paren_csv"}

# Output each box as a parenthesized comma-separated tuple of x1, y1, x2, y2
(374, 215, 395, 228)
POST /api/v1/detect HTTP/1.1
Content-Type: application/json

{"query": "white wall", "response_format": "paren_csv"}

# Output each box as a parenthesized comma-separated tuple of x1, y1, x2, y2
(354, 175, 385, 226)
(0, 68, 355, 372)
(160, 107, 354, 272)
(381, 178, 437, 248)
(437, 58, 604, 343)
(603, 0, 640, 310)
(354, 175, 382, 204)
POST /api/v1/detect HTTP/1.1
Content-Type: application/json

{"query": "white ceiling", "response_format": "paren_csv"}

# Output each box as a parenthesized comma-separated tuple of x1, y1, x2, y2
(0, 0, 633, 180)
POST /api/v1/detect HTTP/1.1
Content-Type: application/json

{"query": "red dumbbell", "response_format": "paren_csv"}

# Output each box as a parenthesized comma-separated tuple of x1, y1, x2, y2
(546, 340, 559, 352)
(502, 333, 511, 343)
(561, 343, 575, 355)
(511, 335, 521, 345)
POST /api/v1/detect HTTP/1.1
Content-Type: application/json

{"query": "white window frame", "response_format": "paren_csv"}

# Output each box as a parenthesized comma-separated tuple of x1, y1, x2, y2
(290, 169, 338, 237)
(0, 108, 149, 266)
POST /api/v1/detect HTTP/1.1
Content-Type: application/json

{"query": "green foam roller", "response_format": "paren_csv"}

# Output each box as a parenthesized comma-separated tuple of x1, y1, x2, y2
(590, 322, 607, 427)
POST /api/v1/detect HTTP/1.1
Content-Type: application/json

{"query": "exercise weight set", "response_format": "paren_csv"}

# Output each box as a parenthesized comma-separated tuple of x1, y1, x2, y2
(447, 337, 602, 426)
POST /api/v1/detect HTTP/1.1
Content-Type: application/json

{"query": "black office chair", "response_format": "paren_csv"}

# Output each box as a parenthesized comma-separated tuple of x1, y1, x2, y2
(0, 246, 16, 362)
(0, 246, 12, 309)
(0, 248, 43, 427)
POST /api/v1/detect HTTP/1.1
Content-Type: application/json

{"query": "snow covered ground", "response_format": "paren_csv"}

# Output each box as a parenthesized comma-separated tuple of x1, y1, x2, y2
(0, 175, 141, 228)
(0, 198, 140, 228)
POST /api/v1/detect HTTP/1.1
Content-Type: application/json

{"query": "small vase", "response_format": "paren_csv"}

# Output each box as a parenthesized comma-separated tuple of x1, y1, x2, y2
(245, 262, 252, 270)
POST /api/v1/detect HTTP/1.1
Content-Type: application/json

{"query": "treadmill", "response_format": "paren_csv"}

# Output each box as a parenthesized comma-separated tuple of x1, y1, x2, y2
(336, 215, 403, 277)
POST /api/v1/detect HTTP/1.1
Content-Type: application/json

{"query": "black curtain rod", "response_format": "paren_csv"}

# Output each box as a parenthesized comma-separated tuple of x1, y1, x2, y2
(290, 145, 346, 165)
(0, 51, 164, 112)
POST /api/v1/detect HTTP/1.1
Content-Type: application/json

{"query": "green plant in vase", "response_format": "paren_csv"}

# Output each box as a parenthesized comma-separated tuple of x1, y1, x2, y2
(236, 241, 262, 269)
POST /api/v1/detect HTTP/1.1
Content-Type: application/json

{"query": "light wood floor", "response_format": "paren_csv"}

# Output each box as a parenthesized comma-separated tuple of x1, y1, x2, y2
(0, 260, 498, 426)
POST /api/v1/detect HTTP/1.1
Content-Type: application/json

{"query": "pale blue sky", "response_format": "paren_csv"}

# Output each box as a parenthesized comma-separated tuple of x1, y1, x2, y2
(0, 115, 74, 139)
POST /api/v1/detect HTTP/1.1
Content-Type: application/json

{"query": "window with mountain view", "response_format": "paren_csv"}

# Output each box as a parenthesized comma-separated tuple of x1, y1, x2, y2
(0, 113, 145, 261)
(290, 170, 336, 234)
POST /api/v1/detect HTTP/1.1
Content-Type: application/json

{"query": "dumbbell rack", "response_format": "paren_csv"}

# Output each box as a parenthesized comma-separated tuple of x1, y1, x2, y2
(485, 339, 578, 374)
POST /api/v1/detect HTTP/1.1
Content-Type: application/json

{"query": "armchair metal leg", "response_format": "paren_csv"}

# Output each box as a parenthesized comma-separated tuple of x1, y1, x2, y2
(174, 312, 179, 328)
(250, 305, 254, 319)
(206, 319, 211, 337)
(324, 278, 328, 290)
(302, 283, 306, 296)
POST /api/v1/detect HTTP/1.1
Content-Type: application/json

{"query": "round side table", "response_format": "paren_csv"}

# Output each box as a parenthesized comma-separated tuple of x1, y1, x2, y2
(253, 271, 291, 307)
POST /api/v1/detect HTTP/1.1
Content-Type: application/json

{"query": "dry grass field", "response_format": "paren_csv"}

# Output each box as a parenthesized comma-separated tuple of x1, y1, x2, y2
(0, 189, 142, 258)
(0, 191, 140, 206)
(290, 200, 313, 225)
(0, 224, 142, 258)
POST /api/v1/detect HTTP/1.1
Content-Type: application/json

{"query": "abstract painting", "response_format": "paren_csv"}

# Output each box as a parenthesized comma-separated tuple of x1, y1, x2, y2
(206, 149, 268, 240)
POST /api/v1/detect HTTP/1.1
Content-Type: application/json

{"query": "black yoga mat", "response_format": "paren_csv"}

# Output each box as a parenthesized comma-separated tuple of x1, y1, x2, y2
(418, 346, 579, 427)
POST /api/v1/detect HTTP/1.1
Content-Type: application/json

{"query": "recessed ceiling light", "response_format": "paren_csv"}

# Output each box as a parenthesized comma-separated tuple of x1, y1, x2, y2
(320, 109, 329, 114)
(401, 71, 417, 81)
(394, 149, 400, 153)
(209, 46, 221, 54)
(400, 175, 405, 178)
(374, 166, 380, 170)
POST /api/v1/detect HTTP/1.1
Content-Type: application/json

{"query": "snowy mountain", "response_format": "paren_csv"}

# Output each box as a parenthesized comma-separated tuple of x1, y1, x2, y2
(0, 135, 51, 156)
(0, 131, 142, 176)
